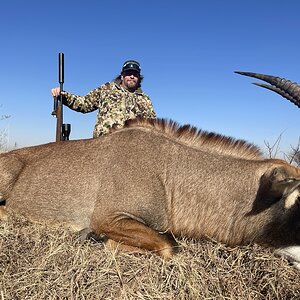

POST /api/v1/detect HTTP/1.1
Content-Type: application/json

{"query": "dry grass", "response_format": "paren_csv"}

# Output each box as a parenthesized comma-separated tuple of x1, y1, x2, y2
(1, 214, 300, 300)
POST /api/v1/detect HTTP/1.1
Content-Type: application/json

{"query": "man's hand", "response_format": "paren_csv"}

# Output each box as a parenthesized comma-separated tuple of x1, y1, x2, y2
(51, 87, 66, 97)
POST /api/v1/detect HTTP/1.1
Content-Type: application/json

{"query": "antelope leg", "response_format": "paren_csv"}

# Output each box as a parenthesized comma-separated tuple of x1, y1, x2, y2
(95, 218, 176, 258)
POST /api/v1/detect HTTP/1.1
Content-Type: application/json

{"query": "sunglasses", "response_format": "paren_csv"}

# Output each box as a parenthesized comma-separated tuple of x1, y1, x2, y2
(122, 70, 140, 77)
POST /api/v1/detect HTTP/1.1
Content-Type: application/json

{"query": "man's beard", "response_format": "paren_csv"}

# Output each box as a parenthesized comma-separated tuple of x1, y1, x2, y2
(126, 81, 137, 91)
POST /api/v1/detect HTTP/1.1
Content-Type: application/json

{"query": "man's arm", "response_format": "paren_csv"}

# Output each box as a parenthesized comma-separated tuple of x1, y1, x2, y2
(51, 86, 102, 113)
(138, 95, 156, 118)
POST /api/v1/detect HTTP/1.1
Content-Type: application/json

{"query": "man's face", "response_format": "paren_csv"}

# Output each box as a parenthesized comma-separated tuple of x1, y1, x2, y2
(121, 71, 140, 92)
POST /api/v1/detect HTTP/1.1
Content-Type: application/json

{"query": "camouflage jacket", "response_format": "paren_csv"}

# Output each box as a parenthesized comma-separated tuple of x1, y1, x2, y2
(63, 81, 156, 137)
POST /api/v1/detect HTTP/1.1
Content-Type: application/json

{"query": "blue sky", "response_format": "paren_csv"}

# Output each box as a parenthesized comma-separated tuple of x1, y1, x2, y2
(1, 0, 299, 156)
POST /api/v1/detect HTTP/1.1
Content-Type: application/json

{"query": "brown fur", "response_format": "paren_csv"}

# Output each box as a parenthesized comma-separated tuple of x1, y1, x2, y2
(1, 118, 300, 258)
(121, 118, 263, 159)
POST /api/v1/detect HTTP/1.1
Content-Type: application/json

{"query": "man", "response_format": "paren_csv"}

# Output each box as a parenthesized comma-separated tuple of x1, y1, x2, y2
(51, 60, 156, 137)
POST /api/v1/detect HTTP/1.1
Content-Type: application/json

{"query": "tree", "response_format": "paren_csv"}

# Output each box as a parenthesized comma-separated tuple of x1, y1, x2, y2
(264, 135, 300, 167)
(0, 114, 11, 152)
(287, 138, 300, 167)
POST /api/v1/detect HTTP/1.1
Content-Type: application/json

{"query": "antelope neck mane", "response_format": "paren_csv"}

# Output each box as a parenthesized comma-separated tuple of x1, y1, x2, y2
(123, 118, 263, 159)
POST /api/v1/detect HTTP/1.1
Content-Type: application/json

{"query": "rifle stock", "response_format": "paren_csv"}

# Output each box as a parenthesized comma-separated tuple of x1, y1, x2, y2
(55, 99, 63, 142)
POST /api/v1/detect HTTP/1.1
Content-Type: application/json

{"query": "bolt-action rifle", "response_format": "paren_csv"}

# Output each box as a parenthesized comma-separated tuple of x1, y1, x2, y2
(52, 52, 71, 142)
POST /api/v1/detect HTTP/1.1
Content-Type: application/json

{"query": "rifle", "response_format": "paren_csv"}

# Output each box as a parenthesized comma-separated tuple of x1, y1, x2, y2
(52, 52, 71, 142)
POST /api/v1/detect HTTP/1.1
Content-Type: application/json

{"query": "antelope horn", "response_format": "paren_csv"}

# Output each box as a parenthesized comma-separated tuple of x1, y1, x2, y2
(235, 71, 300, 109)
(253, 83, 300, 109)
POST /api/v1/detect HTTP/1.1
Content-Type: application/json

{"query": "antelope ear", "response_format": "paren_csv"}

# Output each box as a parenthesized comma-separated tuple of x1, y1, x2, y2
(268, 167, 291, 196)
(260, 167, 289, 198)
(248, 167, 295, 215)
(269, 166, 289, 182)
(269, 167, 300, 205)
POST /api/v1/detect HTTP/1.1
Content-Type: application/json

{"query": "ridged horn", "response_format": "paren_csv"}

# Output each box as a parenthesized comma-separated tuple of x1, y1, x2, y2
(235, 71, 300, 109)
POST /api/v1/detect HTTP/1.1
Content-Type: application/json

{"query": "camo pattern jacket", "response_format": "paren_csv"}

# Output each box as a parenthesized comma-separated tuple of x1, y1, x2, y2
(63, 81, 156, 137)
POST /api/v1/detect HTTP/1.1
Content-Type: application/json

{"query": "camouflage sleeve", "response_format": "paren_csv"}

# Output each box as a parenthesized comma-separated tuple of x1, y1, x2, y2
(138, 95, 156, 118)
(63, 86, 102, 113)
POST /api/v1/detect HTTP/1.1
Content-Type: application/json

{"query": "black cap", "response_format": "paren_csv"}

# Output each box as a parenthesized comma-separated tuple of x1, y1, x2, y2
(121, 60, 141, 74)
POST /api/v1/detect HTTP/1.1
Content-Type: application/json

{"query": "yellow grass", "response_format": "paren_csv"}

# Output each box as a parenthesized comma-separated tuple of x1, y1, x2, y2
(1, 214, 300, 300)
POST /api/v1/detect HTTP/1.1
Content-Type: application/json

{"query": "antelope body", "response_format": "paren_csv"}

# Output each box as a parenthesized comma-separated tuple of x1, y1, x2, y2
(1, 118, 300, 267)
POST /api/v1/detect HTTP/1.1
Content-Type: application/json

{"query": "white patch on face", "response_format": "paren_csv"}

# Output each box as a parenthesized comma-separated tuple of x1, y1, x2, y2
(284, 189, 300, 209)
(275, 246, 300, 271)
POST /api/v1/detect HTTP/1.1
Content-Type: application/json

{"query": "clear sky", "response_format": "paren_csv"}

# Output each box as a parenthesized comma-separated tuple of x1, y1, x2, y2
(1, 0, 299, 156)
